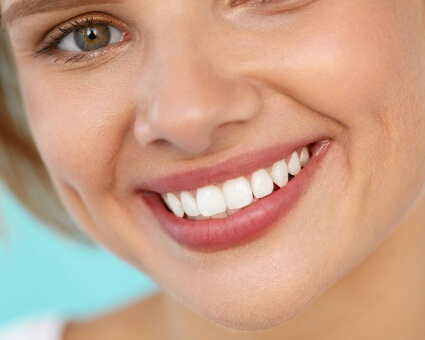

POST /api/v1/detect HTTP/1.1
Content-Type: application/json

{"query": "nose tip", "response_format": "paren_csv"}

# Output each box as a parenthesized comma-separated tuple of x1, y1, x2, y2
(134, 72, 261, 155)
(152, 105, 218, 154)
(135, 103, 224, 154)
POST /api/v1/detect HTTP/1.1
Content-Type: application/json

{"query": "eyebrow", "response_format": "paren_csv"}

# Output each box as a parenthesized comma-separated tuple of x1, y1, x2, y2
(1, 0, 124, 28)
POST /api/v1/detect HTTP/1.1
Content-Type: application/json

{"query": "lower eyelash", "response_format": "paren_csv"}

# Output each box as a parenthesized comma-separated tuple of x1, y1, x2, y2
(53, 49, 110, 64)
(54, 54, 90, 64)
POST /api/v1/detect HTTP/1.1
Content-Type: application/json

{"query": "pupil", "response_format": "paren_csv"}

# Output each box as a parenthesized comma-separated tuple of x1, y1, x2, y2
(86, 28, 98, 40)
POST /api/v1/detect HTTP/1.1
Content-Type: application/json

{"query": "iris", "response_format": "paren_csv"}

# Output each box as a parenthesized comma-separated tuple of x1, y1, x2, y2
(74, 24, 111, 52)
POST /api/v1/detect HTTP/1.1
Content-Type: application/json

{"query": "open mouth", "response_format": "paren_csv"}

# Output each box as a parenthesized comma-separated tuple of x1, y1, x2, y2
(160, 146, 311, 220)
(141, 140, 332, 252)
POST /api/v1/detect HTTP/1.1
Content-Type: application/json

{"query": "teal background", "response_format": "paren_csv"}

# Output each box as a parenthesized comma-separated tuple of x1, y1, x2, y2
(0, 185, 157, 327)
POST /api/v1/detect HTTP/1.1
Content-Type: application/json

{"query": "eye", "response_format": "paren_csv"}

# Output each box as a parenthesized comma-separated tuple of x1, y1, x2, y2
(230, 0, 314, 9)
(232, 0, 283, 5)
(58, 24, 124, 52)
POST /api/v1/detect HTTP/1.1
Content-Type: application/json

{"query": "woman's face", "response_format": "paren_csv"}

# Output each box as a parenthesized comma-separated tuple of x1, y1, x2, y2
(3, 0, 425, 330)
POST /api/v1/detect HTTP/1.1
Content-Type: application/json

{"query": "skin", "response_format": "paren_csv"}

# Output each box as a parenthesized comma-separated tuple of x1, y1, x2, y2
(2, 0, 425, 338)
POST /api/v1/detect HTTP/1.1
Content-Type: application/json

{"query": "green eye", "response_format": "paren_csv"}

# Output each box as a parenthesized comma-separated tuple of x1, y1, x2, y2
(58, 24, 124, 52)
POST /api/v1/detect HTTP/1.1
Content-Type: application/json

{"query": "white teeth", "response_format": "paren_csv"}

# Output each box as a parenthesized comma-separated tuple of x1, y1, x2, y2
(288, 151, 301, 176)
(251, 169, 274, 199)
(166, 193, 185, 218)
(196, 185, 227, 217)
(299, 146, 310, 167)
(222, 177, 253, 209)
(271, 160, 289, 188)
(161, 193, 169, 206)
(180, 191, 200, 217)
(160, 145, 312, 219)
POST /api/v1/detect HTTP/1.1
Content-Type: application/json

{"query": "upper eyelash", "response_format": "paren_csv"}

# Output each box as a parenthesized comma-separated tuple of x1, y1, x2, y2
(34, 16, 113, 57)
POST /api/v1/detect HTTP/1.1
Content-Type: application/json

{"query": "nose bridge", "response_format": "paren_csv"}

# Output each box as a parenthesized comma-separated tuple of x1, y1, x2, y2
(133, 12, 259, 154)
(153, 21, 231, 143)
(152, 3, 218, 101)
(154, 36, 228, 129)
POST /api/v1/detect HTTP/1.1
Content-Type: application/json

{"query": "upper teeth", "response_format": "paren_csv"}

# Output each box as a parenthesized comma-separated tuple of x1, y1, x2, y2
(161, 146, 311, 219)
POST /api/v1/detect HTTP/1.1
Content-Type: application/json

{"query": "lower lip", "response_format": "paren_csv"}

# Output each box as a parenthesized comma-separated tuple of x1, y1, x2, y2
(142, 141, 332, 252)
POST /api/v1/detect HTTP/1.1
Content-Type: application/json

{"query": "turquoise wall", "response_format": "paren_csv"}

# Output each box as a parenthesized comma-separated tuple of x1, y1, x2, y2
(0, 186, 157, 327)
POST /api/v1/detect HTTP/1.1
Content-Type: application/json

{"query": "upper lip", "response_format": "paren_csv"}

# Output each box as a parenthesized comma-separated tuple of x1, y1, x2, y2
(134, 135, 328, 194)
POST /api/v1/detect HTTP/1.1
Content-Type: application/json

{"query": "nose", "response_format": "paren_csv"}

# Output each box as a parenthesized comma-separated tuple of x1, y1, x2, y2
(134, 25, 261, 154)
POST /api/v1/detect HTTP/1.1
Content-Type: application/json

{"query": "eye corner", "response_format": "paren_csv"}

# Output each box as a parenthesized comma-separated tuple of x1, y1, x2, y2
(120, 30, 132, 43)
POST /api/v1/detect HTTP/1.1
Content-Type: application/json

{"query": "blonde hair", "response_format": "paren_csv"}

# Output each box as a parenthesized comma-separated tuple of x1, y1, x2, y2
(0, 28, 86, 242)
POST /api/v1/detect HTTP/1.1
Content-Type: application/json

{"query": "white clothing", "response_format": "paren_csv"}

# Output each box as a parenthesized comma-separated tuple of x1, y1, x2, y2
(0, 316, 66, 340)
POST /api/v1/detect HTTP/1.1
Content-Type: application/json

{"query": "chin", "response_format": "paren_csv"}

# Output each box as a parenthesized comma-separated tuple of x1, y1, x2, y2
(169, 257, 344, 333)
(187, 284, 319, 332)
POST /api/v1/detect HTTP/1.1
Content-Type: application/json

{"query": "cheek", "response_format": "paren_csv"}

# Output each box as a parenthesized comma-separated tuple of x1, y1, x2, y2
(241, 0, 425, 189)
(19, 67, 136, 191)
(239, 0, 425, 137)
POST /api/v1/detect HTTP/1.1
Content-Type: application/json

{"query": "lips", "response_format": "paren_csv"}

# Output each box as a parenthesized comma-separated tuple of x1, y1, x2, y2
(139, 140, 332, 252)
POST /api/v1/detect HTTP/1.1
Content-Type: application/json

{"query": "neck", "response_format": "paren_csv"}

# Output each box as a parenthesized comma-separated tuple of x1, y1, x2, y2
(162, 195, 425, 340)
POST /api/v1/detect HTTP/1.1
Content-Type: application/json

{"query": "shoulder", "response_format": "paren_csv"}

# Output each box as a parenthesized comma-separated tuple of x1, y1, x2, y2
(0, 316, 66, 340)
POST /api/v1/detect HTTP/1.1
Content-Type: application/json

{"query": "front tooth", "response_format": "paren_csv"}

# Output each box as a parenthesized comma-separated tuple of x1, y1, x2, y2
(271, 160, 289, 188)
(288, 152, 301, 176)
(251, 169, 274, 199)
(196, 185, 227, 217)
(180, 191, 200, 217)
(166, 193, 185, 218)
(222, 177, 253, 209)
(299, 146, 310, 167)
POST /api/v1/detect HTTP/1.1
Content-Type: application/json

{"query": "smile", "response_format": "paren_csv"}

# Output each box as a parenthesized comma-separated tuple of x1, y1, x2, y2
(141, 139, 332, 252)
(161, 146, 311, 220)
